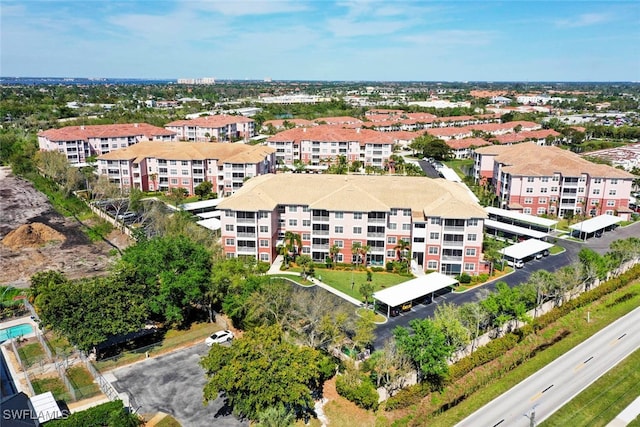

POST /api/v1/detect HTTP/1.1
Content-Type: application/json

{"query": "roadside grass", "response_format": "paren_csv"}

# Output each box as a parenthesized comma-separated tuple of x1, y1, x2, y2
(94, 322, 217, 372)
(32, 377, 69, 401)
(287, 267, 412, 301)
(540, 348, 640, 427)
(443, 159, 473, 179)
(17, 342, 46, 368)
(155, 415, 183, 427)
(269, 274, 314, 286)
(549, 245, 565, 255)
(356, 308, 386, 323)
(67, 365, 101, 399)
(385, 278, 640, 426)
(630, 416, 640, 427)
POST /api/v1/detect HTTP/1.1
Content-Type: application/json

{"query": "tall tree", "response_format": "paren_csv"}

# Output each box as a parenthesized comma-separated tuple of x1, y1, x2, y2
(432, 303, 470, 355)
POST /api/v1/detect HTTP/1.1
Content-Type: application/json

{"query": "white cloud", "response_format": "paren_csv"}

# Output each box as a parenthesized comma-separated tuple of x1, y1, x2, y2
(188, 0, 309, 16)
(555, 12, 612, 28)
(401, 30, 497, 47)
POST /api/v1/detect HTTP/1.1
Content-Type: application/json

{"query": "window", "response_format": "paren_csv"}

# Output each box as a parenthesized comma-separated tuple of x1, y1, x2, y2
(225, 238, 235, 245)
(181, 161, 188, 166)
(594, 178, 602, 184)
(464, 263, 475, 271)
(387, 250, 396, 258)
(403, 209, 411, 216)
(611, 179, 618, 185)
(182, 179, 189, 185)
(335, 211, 343, 219)
(225, 210, 234, 217)
(605, 210, 614, 215)
(429, 232, 440, 240)
(387, 236, 397, 244)
(170, 169, 177, 175)
(539, 197, 547, 204)
(414, 223, 426, 229)
(527, 177, 534, 182)
(467, 219, 478, 226)
(303, 206, 310, 212)
(353, 212, 362, 220)
(181, 169, 188, 175)
(335, 226, 343, 233)
(591, 200, 598, 206)
(467, 233, 477, 241)
(353, 226, 362, 234)
(609, 189, 616, 196)
(428, 246, 439, 255)
(466, 248, 476, 256)
(552, 176, 559, 181)
(523, 208, 532, 214)
(289, 206, 297, 213)
(289, 219, 297, 226)
(607, 200, 615, 207)
(540, 188, 547, 193)
(542, 177, 549, 182)
(593, 189, 601, 195)
(260, 225, 268, 233)
(388, 223, 397, 230)
(526, 187, 533, 193)
(260, 253, 269, 262)
(259, 211, 269, 219)
(335, 240, 344, 248)
(170, 160, 177, 165)
(402, 224, 411, 230)
(430, 218, 441, 225)
(170, 178, 178, 184)
(551, 186, 558, 192)
(225, 224, 234, 232)
(524, 197, 533, 204)
(303, 220, 311, 227)
(303, 233, 310, 240)
(260, 239, 269, 247)
(390, 208, 398, 215)
(413, 237, 425, 243)
(427, 261, 438, 269)
(537, 207, 546, 214)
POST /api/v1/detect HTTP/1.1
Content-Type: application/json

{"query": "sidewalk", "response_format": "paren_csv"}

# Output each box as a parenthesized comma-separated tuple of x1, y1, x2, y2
(607, 396, 640, 427)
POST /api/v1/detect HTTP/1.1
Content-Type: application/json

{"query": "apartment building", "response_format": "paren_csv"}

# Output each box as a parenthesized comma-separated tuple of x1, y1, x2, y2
(38, 123, 176, 165)
(473, 143, 635, 219)
(165, 114, 255, 142)
(266, 125, 396, 169)
(97, 141, 276, 196)
(217, 174, 487, 275)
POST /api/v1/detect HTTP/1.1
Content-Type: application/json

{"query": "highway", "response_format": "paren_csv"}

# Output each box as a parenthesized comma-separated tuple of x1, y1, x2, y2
(455, 306, 640, 427)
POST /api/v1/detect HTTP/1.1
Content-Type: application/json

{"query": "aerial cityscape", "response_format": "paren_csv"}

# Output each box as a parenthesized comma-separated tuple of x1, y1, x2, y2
(1, 1, 639, 427)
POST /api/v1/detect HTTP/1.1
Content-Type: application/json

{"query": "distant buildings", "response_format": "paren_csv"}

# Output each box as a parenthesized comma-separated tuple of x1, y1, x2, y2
(582, 143, 640, 172)
(473, 143, 635, 219)
(217, 174, 487, 274)
(37, 123, 176, 165)
(177, 77, 215, 85)
(97, 141, 276, 196)
(265, 125, 396, 169)
(165, 114, 256, 142)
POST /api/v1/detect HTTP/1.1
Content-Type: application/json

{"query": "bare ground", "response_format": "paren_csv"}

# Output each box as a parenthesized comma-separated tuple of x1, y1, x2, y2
(0, 166, 130, 288)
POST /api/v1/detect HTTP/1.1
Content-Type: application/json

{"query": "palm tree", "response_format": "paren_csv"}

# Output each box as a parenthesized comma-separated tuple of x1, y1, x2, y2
(351, 241, 362, 267)
(359, 244, 371, 267)
(394, 239, 411, 273)
(329, 243, 341, 266)
(284, 231, 302, 259)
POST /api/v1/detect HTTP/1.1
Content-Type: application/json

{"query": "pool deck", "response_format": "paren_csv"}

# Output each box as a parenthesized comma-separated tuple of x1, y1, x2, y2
(0, 316, 39, 341)
(0, 315, 42, 397)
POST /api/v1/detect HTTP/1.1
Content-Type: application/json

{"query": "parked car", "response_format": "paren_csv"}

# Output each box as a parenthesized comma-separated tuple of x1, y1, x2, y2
(116, 211, 137, 221)
(205, 330, 234, 346)
(542, 249, 550, 257)
(594, 231, 603, 238)
(507, 259, 525, 268)
(535, 252, 543, 259)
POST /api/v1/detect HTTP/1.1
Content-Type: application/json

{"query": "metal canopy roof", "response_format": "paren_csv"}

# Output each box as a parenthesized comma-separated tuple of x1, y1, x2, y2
(30, 391, 63, 423)
(484, 219, 548, 239)
(179, 198, 223, 211)
(569, 214, 624, 234)
(486, 206, 558, 228)
(373, 272, 458, 308)
(197, 210, 222, 219)
(499, 239, 554, 260)
(196, 218, 221, 231)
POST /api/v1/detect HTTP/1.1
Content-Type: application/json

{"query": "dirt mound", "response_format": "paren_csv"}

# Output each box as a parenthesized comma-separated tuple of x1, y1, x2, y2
(2, 223, 66, 250)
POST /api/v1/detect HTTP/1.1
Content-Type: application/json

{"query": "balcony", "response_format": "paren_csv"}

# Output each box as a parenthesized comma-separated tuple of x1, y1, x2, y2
(236, 217, 256, 224)
(367, 232, 385, 238)
(443, 226, 465, 232)
(312, 215, 329, 222)
(313, 244, 329, 250)
(312, 230, 330, 235)
(442, 255, 463, 261)
(237, 246, 256, 253)
(442, 240, 464, 247)
(237, 233, 256, 239)
(367, 218, 386, 224)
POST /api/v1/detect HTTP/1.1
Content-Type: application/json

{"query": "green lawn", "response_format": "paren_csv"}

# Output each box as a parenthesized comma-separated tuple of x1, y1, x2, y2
(17, 343, 46, 368)
(31, 377, 70, 401)
(269, 274, 314, 286)
(541, 348, 640, 427)
(301, 268, 412, 301)
(549, 245, 565, 255)
(444, 159, 474, 179)
(67, 365, 101, 399)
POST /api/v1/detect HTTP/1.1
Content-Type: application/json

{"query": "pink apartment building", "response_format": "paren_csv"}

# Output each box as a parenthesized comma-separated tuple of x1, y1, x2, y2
(217, 174, 488, 275)
(165, 114, 255, 142)
(38, 123, 177, 165)
(97, 141, 276, 196)
(472, 143, 635, 219)
(266, 125, 396, 169)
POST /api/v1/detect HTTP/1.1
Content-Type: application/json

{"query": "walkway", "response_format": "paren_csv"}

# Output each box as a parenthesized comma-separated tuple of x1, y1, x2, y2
(266, 255, 362, 306)
(607, 396, 640, 427)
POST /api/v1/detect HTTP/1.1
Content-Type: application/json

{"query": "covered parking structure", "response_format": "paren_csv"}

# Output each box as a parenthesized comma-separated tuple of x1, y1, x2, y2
(484, 219, 549, 241)
(499, 239, 554, 265)
(569, 214, 624, 240)
(178, 198, 222, 215)
(486, 206, 558, 233)
(372, 272, 458, 318)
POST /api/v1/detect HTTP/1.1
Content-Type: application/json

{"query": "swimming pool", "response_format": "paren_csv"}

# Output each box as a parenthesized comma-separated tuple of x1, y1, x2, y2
(0, 323, 34, 343)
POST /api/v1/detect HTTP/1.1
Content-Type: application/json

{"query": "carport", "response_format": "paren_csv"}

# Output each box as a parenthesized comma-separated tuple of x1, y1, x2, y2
(373, 272, 458, 317)
(569, 214, 624, 240)
(484, 219, 549, 241)
(499, 239, 554, 264)
(486, 206, 558, 233)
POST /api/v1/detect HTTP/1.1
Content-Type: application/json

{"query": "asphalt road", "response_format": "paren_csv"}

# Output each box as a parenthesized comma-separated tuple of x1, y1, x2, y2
(455, 306, 640, 427)
(372, 221, 640, 350)
(111, 344, 247, 427)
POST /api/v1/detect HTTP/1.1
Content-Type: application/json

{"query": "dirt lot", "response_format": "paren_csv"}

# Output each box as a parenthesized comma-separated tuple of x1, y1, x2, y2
(0, 166, 131, 288)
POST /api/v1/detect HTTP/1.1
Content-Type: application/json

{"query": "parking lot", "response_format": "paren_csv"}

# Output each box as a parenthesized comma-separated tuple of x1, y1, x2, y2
(110, 343, 247, 427)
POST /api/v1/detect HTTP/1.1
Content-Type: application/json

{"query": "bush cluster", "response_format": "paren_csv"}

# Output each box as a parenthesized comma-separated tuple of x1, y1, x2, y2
(336, 372, 380, 411)
(47, 400, 140, 426)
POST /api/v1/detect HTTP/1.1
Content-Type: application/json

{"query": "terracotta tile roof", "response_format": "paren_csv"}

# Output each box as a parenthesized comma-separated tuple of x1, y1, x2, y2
(165, 114, 254, 128)
(447, 138, 492, 150)
(313, 116, 363, 125)
(38, 123, 175, 141)
(97, 140, 275, 164)
(491, 129, 561, 144)
(266, 125, 396, 145)
(475, 142, 634, 178)
(426, 127, 472, 138)
(217, 174, 487, 219)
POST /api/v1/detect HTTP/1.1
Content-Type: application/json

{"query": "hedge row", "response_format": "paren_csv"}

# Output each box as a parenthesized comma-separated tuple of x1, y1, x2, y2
(47, 400, 141, 427)
(336, 373, 380, 411)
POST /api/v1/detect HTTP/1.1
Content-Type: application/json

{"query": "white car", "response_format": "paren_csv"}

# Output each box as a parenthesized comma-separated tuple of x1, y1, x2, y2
(205, 330, 234, 346)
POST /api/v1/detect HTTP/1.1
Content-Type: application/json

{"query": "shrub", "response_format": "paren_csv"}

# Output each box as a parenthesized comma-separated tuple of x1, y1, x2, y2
(458, 273, 472, 284)
(385, 383, 430, 411)
(47, 400, 141, 426)
(371, 266, 385, 272)
(386, 262, 394, 272)
(336, 371, 379, 411)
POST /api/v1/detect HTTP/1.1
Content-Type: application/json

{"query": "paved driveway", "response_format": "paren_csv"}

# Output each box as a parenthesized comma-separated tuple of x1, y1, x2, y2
(111, 344, 247, 427)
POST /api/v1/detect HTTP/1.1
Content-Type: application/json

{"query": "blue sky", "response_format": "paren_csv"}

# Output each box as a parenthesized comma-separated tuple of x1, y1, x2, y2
(1, 0, 639, 81)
